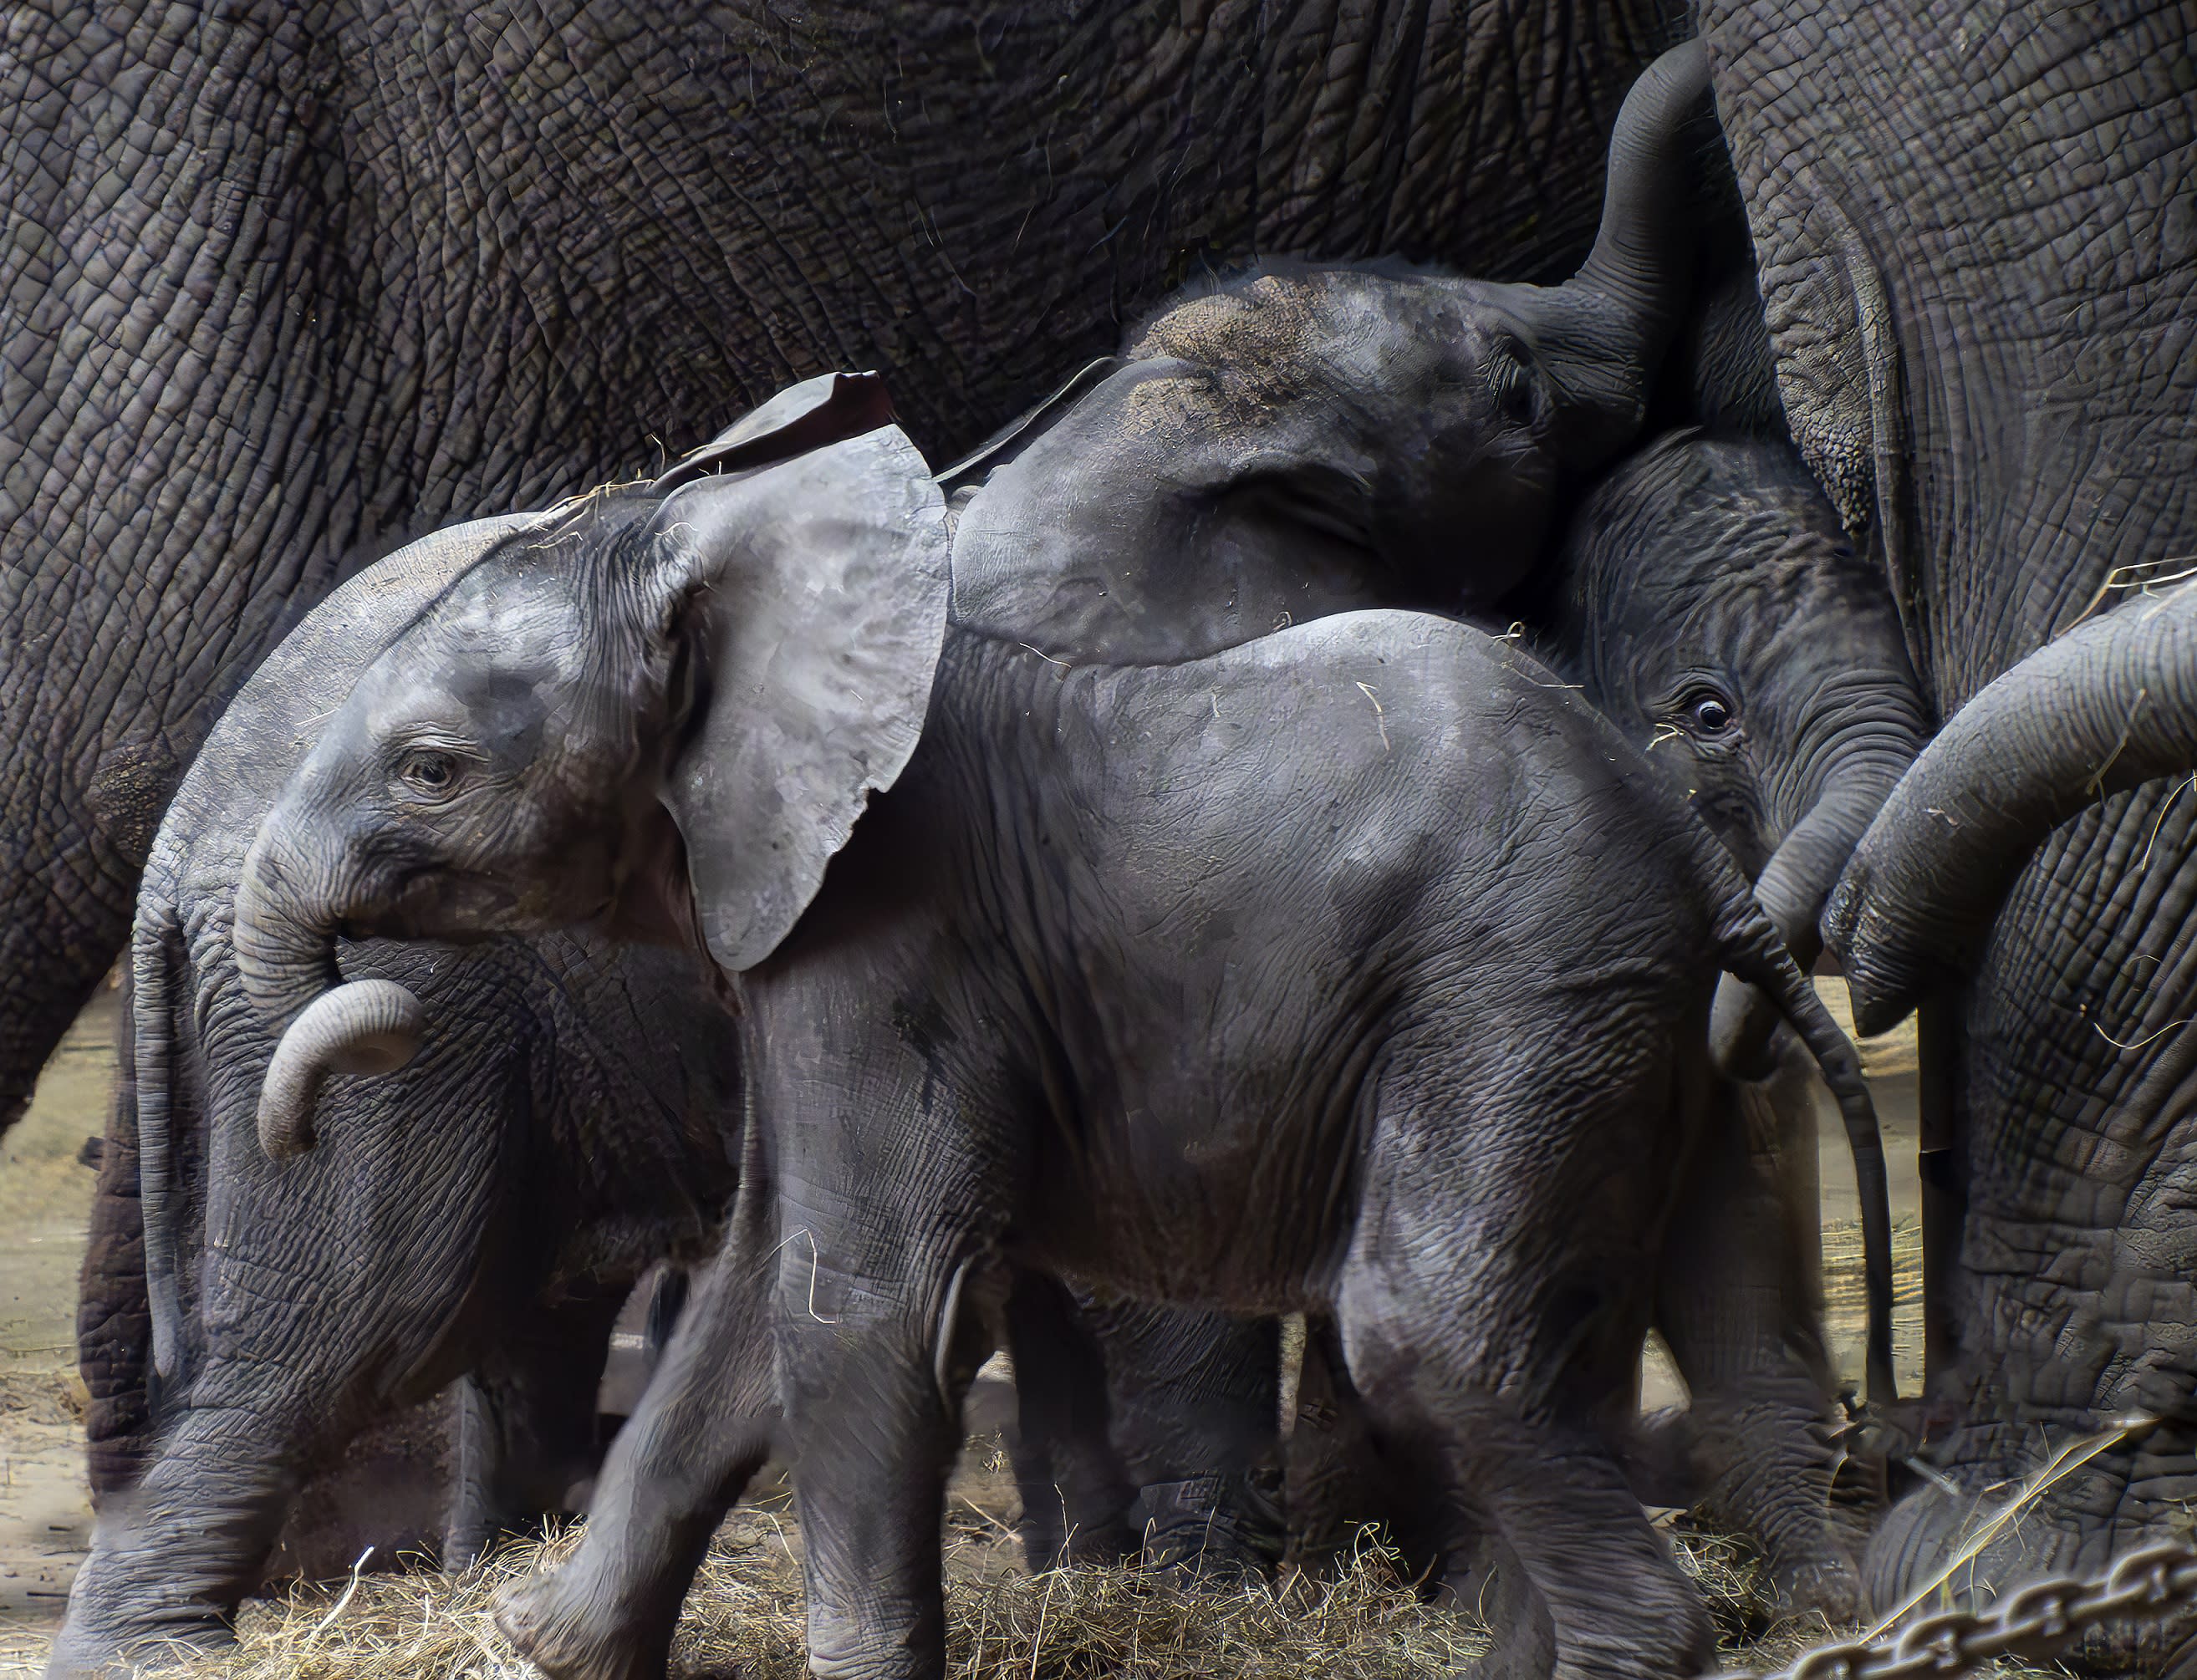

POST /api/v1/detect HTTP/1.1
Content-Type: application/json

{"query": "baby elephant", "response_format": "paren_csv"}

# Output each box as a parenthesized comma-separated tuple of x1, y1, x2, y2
(212, 363, 1886, 1680)
(1282, 430, 1929, 1613)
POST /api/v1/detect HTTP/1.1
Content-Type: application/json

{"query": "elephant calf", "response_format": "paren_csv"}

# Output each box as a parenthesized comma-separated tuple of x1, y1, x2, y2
(1285, 429, 1930, 1615)
(45, 525, 754, 1679)
(49, 419, 1300, 1680)
(1532, 429, 1928, 1603)
(204, 368, 1889, 1680)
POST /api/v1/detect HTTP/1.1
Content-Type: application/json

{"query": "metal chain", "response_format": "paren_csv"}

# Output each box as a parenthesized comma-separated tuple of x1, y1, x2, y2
(1729, 1540, 2197, 1680)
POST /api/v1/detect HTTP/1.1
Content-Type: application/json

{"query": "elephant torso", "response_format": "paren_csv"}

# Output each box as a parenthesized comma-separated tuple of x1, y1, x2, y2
(748, 612, 1736, 1311)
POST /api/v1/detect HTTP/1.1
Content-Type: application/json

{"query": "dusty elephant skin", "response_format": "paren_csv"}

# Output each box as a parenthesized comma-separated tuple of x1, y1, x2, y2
(203, 372, 1888, 1680)
(1701, 2, 2197, 1656)
(0, 0, 1692, 1143)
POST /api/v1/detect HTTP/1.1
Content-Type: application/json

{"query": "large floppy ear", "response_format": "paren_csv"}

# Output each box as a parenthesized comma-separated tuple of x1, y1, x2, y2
(646, 418, 951, 973)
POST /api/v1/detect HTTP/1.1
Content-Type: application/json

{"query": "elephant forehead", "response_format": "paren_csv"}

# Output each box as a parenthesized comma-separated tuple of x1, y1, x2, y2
(428, 569, 590, 677)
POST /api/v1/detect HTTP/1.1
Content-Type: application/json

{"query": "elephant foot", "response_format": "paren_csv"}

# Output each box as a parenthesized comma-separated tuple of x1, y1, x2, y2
(1130, 1474, 1285, 1586)
(1762, 1551, 1862, 1625)
(497, 1564, 670, 1680)
(43, 1614, 234, 1680)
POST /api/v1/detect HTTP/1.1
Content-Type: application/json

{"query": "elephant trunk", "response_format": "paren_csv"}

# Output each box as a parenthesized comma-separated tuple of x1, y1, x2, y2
(233, 817, 423, 1159)
(1710, 753, 1917, 1075)
(1542, 38, 1714, 466)
(1827, 581, 2197, 1036)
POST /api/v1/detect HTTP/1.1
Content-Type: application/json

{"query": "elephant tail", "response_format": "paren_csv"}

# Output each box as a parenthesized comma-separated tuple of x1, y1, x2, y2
(133, 895, 187, 1397)
(1714, 895, 1897, 1408)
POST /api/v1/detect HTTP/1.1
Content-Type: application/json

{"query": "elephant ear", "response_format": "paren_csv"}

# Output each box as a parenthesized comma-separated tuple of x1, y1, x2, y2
(932, 356, 1125, 493)
(647, 417, 951, 973)
(648, 370, 900, 495)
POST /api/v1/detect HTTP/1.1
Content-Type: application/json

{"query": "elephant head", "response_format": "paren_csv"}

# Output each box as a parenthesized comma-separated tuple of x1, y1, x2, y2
(232, 372, 951, 1157)
(1542, 430, 1934, 1072)
(946, 40, 1717, 659)
(1826, 579, 2197, 1036)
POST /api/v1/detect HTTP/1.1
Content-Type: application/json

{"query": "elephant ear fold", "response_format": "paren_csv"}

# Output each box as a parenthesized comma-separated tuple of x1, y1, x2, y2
(648, 371, 900, 496)
(649, 417, 951, 973)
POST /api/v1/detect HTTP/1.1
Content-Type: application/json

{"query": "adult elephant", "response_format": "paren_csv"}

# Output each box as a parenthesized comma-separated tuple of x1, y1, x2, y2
(0, 0, 1691, 1140)
(1698, 0, 2197, 1649)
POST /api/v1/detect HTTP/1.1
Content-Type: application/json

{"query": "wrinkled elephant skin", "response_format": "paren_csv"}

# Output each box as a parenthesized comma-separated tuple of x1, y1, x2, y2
(0, 0, 1690, 1139)
(1703, 0, 2197, 1651)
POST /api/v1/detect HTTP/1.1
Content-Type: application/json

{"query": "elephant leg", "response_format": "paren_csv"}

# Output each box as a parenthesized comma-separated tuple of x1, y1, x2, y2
(1078, 1293, 1285, 1579)
(46, 1383, 312, 1675)
(497, 1198, 778, 1680)
(1653, 1067, 1864, 1620)
(446, 1280, 630, 1570)
(1335, 1077, 1715, 1680)
(781, 1237, 974, 1680)
(1343, 1315, 1712, 1680)
(1000, 1269, 1136, 1569)
(1339, 1324, 1711, 1680)
(1284, 1314, 1449, 1581)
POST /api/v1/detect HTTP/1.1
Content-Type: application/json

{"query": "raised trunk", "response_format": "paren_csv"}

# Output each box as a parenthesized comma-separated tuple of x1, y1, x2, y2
(1530, 38, 1715, 470)
(1827, 583, 2197, 1037)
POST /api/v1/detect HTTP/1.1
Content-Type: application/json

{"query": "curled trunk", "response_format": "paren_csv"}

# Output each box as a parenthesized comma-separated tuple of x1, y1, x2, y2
(1826, 583, 2197, 1036)
(232, 819, 347, 1026)
(256, 980, 425, 1158)
(233, 818, 422, 1157)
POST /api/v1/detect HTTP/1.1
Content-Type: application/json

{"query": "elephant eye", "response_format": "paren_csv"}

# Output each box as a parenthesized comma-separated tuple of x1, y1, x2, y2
(395, 747, 463, 799)
(1681, 689, 1736, 737)
(1486, 349, 1537, 423)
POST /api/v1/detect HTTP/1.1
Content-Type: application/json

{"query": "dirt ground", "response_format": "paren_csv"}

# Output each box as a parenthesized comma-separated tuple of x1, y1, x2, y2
(0, 986, 115, 1673)
(0, 983, 1922, 1677)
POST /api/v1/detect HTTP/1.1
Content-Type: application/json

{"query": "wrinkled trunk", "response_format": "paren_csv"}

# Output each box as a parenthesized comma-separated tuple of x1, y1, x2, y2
(1532, 38, 1716, 470)
(232, 818, 422, 1158)
(1827, 583, 2197, 1036)
(232, 820, 349, 1029)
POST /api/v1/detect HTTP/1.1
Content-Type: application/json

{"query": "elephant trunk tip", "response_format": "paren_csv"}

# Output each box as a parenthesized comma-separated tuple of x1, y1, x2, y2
(257, 978, 425, 1159)
(1821, 868, 1922, 1038)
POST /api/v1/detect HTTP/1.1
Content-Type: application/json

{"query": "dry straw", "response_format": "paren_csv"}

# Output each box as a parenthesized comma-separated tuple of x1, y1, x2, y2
(145, 1503, 1864, 1680)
